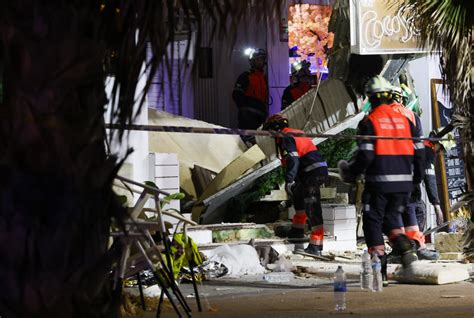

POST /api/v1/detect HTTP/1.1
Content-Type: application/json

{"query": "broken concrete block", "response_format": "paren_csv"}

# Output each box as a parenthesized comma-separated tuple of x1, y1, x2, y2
(334, 193, 349, 204)
(439, 252, 464, 261)
(393, 262, 470, 285)
(212, 225, 273, 243)
(148, 109, 246, 199)
(191, 145, 266, 221)
(322, 204, 356, 220)
(435, 232, 464, 253)
(328, 229, 356, 241)
(320, 188, 337, 199)
(322, 238, 357, 252)
(186, 229, 213, 245)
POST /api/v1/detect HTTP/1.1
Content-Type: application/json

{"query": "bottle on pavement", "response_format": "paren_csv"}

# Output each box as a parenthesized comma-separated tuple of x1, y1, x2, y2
(333, 265, 347, 311)
(371, 254, 383, 292)
(360, 249, 373, 291)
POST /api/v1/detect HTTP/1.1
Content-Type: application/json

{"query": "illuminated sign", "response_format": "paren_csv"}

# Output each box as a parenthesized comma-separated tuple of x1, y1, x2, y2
(350, 0, 426, 54)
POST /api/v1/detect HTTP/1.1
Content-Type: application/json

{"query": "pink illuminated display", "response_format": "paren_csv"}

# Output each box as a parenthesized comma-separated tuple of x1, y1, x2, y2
(288, 4, 334, 73)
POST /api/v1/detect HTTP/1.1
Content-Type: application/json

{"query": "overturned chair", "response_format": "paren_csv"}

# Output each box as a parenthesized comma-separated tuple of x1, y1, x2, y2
(112, 175, 202, 317)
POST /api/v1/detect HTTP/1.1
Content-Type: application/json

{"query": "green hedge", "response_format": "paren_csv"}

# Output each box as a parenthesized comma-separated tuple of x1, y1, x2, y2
(318, 128, 358, 168)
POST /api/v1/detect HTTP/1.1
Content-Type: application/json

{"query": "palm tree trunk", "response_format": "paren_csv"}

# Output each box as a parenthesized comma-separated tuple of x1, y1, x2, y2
(0, 2, 124, 316)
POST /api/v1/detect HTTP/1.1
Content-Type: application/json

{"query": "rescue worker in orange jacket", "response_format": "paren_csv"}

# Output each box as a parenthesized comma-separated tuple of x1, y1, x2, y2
(263, 114, 328, 255)
(391, 86, 439, 261)
(281, 60, 312, 111)
(339, 76, 424, 284)
(232, 49, 268, 138)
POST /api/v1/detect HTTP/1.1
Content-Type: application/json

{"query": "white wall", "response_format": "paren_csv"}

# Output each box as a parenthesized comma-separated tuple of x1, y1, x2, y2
(266, 15, 291, 115)
(408, 55, 442, 134)
(105, 66, 150, 186)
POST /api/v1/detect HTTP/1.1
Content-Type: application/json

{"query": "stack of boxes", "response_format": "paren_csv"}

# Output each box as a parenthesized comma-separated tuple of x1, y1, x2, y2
(322, 204, 357, 251)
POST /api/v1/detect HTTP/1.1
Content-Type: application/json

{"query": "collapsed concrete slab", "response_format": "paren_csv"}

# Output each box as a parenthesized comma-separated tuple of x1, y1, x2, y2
(191, 145, 267, 222)
(393, 262, 470, 285)
(148, 109, 247, 198)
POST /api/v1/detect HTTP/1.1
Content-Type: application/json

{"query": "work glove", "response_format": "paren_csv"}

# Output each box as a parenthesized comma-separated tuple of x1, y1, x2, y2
(434, 205, 444, 226)
(285, 181, 296, 196)
(338, 160, 357, 184)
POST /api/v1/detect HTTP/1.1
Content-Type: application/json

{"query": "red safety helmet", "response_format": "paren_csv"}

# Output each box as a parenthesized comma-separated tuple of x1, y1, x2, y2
(263, 114, 289, 131)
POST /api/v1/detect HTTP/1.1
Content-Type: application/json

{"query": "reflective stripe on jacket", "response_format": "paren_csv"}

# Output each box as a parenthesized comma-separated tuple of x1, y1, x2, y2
(350, 104, 425, 193)
(279, 127, 327, 183)
(391, 103, 415, 126)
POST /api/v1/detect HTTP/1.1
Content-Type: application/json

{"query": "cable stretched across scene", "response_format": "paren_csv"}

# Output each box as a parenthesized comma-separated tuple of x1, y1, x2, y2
(105, 123, 463, 143)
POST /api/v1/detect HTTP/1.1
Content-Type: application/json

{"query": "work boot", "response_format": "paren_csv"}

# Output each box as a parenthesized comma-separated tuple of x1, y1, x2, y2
(393, 234, 418, 267)
(411, 240, 440, 261)
(417, 248, 440, 260)
(386, 250, 401, 264)
(304, 244, 322, 256)
(380, 254, 389, 287)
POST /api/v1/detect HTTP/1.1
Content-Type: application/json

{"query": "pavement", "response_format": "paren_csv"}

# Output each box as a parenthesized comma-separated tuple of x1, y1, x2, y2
(136, 264, 474, 318)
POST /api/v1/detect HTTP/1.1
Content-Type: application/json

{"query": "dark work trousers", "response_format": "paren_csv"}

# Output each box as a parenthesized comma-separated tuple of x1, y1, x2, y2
(238, 108, 266, 144)
(237, 108, 266, 130)
(404, 200, 425, 231)
(293, 175, 327, 228)
(363, 191, 409, 248)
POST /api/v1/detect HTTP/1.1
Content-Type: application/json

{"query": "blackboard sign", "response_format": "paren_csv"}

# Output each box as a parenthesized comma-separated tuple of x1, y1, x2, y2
(443, 132, 466, 203)
(430, 79, 466, 215)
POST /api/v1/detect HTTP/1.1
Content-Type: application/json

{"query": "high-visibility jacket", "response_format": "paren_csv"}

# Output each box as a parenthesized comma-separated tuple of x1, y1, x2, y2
(281, 82, 311, 110)
(278, 127, 327, 183)
(391, 102, 423, 136)
(232, 69, 268, 115)
(392, 102, 438, 202)
(350, 104, 425, 193)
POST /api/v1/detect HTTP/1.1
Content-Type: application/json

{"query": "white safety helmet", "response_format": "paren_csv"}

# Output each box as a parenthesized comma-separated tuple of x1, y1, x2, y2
(365, 75, 392, 97)
(291, 60, 311, 77)
(248, 48, 266, 62)
(390, 85, 404, 103)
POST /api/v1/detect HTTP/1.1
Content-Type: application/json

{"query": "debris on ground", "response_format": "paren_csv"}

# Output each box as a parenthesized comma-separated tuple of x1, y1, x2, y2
(203, 244, 265, 277)
(393, 262, 470, 285)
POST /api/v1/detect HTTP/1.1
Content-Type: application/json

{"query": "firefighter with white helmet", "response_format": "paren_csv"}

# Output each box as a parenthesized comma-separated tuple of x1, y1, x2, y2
(390, 85, 440, 262)
(339, 75, 425, 286)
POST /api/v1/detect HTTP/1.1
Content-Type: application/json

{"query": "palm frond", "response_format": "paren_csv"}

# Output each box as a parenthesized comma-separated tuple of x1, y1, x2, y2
(399, 0, 472, 115)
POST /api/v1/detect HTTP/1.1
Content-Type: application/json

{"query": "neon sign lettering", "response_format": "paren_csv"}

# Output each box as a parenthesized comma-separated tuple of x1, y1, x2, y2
(362, 4, 420, 49)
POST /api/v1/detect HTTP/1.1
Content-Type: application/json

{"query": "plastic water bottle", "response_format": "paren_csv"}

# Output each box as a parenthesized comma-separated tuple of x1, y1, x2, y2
(333, 266, 347, 311)
(360, 250, 373, 290)
(371, 254, 383, 292)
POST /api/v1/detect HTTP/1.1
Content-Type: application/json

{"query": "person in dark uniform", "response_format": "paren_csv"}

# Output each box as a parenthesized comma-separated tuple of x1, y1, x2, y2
(263, 114, 328, 255)
(232, 48, 268, 144)
(339, 76, 425, 285)
(391, 86, 439, 261)
(281, 60, 312, 111)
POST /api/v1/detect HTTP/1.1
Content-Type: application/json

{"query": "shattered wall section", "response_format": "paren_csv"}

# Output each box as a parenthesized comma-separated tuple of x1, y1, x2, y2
(148, 109, 247, 198)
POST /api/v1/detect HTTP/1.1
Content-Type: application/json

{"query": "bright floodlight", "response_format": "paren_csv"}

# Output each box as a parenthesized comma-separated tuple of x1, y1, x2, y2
(244, 47, 255, 56)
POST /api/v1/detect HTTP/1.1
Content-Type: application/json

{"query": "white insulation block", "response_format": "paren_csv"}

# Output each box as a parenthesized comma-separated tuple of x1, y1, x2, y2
(393, 262, 470, 285)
